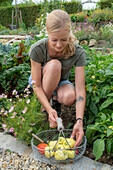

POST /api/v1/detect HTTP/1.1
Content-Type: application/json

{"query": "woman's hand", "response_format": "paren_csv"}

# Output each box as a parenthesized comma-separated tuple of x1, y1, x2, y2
(71, 121, 84, 147)
(48, 109, 58, 128)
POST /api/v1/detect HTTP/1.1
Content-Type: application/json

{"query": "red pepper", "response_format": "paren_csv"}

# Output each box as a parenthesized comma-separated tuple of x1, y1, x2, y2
(75, 149, 79, 155)
(37, 143, 48, 154)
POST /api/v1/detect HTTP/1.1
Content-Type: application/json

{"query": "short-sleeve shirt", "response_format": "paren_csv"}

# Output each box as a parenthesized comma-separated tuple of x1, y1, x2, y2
(28, 38, 86, 80)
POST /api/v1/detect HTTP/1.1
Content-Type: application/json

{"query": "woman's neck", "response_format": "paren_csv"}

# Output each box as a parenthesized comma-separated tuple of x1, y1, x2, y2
(48, 41, 64, 58)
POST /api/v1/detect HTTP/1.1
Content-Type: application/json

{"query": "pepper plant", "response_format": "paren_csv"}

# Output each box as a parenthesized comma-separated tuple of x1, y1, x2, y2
(86, 110, 113, 160)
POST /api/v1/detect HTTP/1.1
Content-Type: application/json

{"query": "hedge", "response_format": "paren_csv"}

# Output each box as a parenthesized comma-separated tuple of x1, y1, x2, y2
(0, 1, 82, 28)
(97, 0, 113, 9)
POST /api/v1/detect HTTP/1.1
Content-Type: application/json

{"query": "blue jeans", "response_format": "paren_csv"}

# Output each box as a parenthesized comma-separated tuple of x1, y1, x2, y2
(28, 74, 74, 96)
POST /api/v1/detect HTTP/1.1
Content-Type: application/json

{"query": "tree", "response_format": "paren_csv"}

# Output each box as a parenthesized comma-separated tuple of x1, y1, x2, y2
(0, 0, 13, 6)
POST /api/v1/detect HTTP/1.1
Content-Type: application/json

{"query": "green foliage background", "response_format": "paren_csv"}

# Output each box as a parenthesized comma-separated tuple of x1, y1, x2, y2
(97, 0, 113, 9)
(0, 1, 82, 28)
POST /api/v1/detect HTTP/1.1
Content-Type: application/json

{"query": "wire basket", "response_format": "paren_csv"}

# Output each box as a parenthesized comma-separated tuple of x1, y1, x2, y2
(31, 129, 87, 163)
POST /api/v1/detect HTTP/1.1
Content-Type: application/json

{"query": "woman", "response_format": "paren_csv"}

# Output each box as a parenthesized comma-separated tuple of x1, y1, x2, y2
(29, 9, 86, 147)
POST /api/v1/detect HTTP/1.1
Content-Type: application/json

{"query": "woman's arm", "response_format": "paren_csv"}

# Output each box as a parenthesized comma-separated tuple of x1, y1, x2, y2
(75, 66, 86, 120)
(31, 59, 58, 127)
(71, 66, 86, 146)
(31, 59, 51, 112)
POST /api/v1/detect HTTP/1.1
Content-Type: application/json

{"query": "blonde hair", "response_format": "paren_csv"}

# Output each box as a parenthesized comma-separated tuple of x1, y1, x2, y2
(46, 10, 76, 58)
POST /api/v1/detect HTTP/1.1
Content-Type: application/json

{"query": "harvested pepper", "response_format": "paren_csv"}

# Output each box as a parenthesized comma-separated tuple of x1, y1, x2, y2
(37, 143, 48, 154)
(67, 150, 75, 159)
(49, 140, 58, 149)
(58, 137, 65, 144)
(45, 146, 54, 158)
(54, 150, 68, 161)
(57, 144, 64, 149)
(63, 138, 76, 149)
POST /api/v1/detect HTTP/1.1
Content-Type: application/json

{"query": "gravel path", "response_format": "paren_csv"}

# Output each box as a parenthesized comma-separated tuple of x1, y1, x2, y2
(0, 148, 62, 170)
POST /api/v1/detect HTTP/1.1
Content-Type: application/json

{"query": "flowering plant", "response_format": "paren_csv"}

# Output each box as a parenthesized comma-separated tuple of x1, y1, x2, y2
(70, 11, 88, 22)
(0, 84, 49, 144)
(90, 9, 113, 25)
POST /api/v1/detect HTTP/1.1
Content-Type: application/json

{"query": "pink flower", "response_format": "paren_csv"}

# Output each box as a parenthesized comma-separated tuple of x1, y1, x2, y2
(2, 124, 6, 129)
(12, 89, 18, 95)
(24, 88, 28, 92)
(1, 108, 4, 113)
(30, 80, 36, 85)
(30, 123, 35, 126)
(24, 94, 28, 98)
(75, 29, 77, 33)
(14, 133, 17, 136)
(28, 129, 32, 133)
(9, 106, 14, 113)
(13, 112, 17, 115)
(2, 94, 7, 98)
(27, 85, 31, 89)
(4, 95, 7, 98)
(26, 99, 30, 104)
(4, 110, 7, 115)
(22, 118, 25, 121)
(22, 107, 27, 114)
(10, 115, 15, 119)
(0, 94, 3, 99)
(27, 91, 31, 94)
(9, 127, 14, 132)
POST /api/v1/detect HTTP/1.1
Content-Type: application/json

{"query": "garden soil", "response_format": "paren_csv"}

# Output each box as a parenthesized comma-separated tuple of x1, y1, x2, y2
(60, 103, 113, 166)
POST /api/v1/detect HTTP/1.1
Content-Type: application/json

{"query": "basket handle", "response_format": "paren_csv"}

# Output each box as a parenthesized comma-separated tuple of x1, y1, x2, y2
(32, 133, 44, 143)
(56, 118, 64, 131)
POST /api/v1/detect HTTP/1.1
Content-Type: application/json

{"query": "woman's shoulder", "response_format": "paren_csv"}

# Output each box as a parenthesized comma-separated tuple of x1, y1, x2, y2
(75, 43, 84, 51)
(30, 38, 48, 49)
(74, 43, 86, 55)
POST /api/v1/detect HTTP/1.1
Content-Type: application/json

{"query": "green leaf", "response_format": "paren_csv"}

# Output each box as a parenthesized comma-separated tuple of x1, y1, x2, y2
(107, 129, 113, 137)
(100, 97, 113, 111)
(90, 101, 98, 116)
(87, 124, 102, 133)
(93, 139, 105, 160)
(105, 69, 113, 76)
(100, 113, 106, 121)
(106, 139, 112, 155)
(87, 86, 93, 92)
(112, 113, 113, 121)
(107, 93, 113, 97)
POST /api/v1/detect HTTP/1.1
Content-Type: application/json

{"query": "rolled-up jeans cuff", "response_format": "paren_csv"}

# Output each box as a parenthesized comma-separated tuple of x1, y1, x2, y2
(28, 74, 33, 89)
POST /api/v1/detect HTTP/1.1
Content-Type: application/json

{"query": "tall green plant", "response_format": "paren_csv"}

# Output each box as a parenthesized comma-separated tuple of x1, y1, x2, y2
(86, 111, 113, 160)
(69, 46, 113, 125)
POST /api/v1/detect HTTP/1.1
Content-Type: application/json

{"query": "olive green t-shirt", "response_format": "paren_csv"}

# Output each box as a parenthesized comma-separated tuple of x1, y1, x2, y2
(28, 38, 86, 80)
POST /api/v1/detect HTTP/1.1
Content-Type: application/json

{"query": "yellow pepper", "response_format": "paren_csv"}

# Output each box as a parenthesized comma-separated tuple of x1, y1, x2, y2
(45, 146, 54, 158)
(54, 150, 68, 161)
(56, 144, 64, 149)
(49, 140, 58, 149)
(67, 150, 75, 159)
(63, 138, 76, 149)
(58, 137, 65, 144)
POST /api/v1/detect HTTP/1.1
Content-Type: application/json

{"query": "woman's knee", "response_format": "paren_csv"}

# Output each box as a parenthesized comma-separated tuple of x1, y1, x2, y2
(46, 59, 62, 73)
(58, 91, 76, 106)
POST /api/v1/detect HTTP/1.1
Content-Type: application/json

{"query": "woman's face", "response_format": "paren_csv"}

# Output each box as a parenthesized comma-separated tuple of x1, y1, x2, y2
(48, 29, 70, 53)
